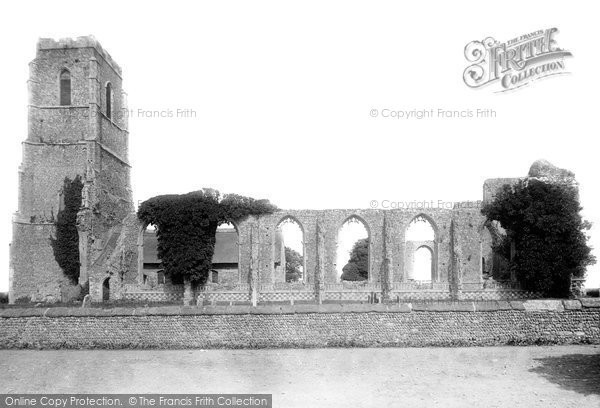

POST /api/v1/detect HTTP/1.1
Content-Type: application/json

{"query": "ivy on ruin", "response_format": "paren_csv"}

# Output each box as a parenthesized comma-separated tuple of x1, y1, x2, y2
(50, 175, 84, 284)
(137, 189, 277, 285)
(482, 179, 595, 297)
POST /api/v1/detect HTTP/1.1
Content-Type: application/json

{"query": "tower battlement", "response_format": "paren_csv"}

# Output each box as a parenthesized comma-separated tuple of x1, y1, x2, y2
(36, 36, 122, 76)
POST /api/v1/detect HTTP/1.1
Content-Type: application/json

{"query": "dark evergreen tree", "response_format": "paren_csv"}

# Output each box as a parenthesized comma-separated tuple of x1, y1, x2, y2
(341, 238, 369, 281)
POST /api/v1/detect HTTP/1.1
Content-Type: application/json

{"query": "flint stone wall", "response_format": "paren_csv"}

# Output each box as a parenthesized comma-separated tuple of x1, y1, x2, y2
(1, 299, 598, 349)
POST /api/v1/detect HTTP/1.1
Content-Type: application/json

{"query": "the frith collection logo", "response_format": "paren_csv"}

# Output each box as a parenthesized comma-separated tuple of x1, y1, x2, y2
(463, 28, 572, 92)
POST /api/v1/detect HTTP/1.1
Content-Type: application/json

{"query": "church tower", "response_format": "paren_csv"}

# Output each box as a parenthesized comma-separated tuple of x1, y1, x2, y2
(10, 36, 134, 302)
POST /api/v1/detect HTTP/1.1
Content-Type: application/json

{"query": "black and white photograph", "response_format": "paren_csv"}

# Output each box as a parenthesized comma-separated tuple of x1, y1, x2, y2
(0, 1, 599, 407)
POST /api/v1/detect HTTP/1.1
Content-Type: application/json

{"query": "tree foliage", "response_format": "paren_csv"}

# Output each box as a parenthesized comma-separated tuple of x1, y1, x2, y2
(285, 246, 303, 282)
(138, 189, 276, 285)
(482, 179, 595, 297)
(341, 238, 369, 281)
(50, 176, 83, 284)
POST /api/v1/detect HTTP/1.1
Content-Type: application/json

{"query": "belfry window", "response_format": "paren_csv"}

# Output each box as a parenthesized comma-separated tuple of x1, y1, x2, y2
(59, 69, 71, 106)
(106, 82, 113, 119)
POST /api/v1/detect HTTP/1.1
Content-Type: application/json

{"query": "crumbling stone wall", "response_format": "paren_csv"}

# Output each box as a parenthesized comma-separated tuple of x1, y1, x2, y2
(123, 192, 557, 302)
(483, 178, 522, 203)
(122, 206, 497, 303)
(232, 208, 483, 288)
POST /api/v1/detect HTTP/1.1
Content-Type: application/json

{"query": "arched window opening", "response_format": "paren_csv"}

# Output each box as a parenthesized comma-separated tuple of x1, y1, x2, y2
(211, 270, 219, 284)
(212, 222, 239, 285)
(337, 216, 370, 282)
(59, 69, 71, 106)
(105, 82, 113, 119)
(480, 226, 494, 278)
(102, 277, 110, 301)
(142, 224, 163, 286)
(157, 271, 166, 285)
(480, 222, 511, 281)
(405, 215, 437, 281)
(405, 215, 435, 241)
(413, 246, 433, 281)
(274, 217, 304, 283)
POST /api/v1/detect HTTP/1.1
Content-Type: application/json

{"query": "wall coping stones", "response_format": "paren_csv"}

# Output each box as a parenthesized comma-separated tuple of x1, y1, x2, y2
(580, 298, 600, 308)
(412, 302, 476, 312)
(473, 301, 513, 311)
(522, 299, 565, 312)
(127, 306, 181, 316)
(562, 300, 583, 310)
(2, 298, 599, 318)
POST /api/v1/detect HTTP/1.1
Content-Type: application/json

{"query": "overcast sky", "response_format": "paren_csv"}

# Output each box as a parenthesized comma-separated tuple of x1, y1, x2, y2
(1, 0, 598, 291)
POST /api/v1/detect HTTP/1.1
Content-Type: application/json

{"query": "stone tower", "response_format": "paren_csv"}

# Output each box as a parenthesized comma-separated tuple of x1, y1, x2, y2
(9, 36, 134, 303)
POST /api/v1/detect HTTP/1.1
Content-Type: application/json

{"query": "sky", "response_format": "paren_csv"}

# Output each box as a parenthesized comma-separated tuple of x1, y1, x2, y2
(1, 0, 599, 291)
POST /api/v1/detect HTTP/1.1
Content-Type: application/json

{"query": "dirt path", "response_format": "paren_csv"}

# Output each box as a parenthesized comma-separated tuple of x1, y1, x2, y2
(1, 346, 599, 407)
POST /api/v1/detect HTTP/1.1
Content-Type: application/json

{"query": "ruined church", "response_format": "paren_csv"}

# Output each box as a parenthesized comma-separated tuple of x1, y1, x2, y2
(9, 37, 577, 304)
